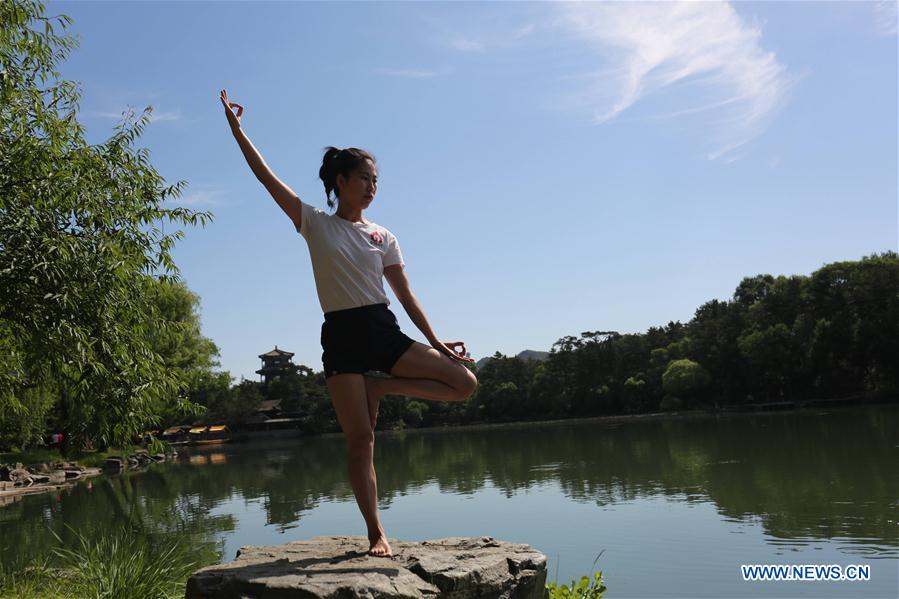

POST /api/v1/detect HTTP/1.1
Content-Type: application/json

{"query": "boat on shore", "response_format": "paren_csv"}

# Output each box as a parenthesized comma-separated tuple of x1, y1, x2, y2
(161, 425, 230, 446)
(189, 425, 229, 445)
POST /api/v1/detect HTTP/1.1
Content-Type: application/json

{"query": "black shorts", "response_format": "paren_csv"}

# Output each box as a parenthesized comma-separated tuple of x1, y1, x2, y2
(321, 303, 416, 379)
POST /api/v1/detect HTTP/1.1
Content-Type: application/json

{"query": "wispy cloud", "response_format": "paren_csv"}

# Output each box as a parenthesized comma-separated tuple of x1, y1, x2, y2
(372, 66, 451, 79)
(91, 106, 182, 123)
(449, 23, 535, 52)
(450, 37, 485, 52)
(873, 0, 898, 36)
(170, 185, 223, 207)
(146, 109, 181, 123)
(555, 2, 793, 161)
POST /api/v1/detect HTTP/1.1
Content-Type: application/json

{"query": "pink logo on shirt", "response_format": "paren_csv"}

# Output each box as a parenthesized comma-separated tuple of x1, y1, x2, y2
(370, 231, 384, 245)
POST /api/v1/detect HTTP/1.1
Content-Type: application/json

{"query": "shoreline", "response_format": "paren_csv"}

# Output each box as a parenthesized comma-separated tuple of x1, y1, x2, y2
(311, 394, 899, 441)
(0, 467, 103, 506)
(6, 397, 896, 456)
(0, 451, 171, 505)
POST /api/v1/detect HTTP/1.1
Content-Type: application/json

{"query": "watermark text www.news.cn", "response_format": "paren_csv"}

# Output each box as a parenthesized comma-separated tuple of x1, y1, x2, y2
(741, 564, 871, 582)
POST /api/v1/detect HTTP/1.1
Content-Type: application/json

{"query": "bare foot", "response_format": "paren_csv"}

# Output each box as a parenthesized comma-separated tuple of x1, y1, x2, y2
(364, 375, 383, 429)
(368, 534, 392, 557)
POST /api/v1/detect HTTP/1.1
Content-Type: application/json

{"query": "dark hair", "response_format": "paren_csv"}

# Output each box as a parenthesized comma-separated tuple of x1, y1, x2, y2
(318, 146, 376, 209)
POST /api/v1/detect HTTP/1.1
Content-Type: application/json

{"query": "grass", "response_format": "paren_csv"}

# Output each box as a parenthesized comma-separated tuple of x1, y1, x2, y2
(0, 526, 202, 599)
(547, 551, 607, 599)
(0, 554, 61, 599)
(547, 570, 606, 599)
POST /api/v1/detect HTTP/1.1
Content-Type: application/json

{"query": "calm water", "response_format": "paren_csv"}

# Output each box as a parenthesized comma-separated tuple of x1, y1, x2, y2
(2, 405, 897, 598)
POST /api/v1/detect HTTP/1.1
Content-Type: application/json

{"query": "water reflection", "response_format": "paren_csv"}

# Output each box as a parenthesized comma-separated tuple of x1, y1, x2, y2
(1, 405, 896, 570)
(0, 461, 231, 571)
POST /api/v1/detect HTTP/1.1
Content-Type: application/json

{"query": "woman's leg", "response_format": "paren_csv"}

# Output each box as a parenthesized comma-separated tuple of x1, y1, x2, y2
(366, 342, 478, 410)
(326, 373, 391, 557)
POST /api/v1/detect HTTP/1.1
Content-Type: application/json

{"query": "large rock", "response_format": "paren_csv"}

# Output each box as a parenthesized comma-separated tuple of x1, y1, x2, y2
(186, 535, 547, 599)
(8, 468, 32, 486)
(29, 462, 52, 474)
(47, 470, 68, 484)
(54, 461, 86, 472)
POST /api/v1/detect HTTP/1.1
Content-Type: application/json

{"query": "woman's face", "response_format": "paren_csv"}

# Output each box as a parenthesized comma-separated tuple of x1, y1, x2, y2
(337, 159, 378, 210)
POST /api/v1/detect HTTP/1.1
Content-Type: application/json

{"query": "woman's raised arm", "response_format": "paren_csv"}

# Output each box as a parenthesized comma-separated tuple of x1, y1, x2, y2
(220, 88, 302, 230)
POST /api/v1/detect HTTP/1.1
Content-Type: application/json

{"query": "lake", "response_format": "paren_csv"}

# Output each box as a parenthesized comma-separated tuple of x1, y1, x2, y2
(1, 404, 897, 598)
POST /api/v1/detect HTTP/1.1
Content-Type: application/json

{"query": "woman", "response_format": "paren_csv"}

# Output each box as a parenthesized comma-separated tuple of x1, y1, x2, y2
(219, 89, 478, 557)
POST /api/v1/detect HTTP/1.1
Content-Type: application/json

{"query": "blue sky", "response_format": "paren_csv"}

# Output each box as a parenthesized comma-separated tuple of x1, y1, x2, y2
(52, 1, 897, 382)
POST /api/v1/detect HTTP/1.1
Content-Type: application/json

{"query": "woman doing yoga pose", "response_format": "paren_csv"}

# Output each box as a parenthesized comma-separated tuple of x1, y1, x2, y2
(220, 89, 478, 557)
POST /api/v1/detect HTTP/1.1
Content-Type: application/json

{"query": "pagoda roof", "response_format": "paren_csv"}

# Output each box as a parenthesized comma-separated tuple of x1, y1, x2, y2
(259, 346, 294, 358)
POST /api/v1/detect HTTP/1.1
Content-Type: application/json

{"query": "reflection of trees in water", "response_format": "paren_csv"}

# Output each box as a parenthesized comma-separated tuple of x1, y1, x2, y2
(2, 407, 895, 569)
(697, 411, 899, 552)
(0, 463, 233, 569)
(374, 407, 898, 549)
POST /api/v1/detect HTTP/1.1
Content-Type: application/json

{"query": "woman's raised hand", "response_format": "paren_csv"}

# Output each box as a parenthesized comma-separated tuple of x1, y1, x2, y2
(219, 88, 244, 131)
(433, 341, 474, 363)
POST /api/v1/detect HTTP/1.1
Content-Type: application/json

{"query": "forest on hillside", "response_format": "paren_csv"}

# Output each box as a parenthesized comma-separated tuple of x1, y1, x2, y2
(211, 252, 898, 434)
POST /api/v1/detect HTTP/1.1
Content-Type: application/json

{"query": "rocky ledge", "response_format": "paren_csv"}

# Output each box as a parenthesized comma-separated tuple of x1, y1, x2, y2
(186, 535, 547, 599)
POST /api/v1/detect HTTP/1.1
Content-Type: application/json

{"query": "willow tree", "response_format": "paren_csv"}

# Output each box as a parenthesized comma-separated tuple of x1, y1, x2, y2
(0, 0, 211, 449)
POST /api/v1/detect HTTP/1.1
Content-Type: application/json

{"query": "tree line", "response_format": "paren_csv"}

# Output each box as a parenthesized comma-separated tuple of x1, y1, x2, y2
(459, 251, 898, 422)
(227, 251, 897, 435)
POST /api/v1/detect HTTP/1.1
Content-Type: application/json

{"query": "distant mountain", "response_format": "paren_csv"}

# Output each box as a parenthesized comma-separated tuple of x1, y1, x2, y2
(516, 350, 550, 362)
(475, 349, 550, 369)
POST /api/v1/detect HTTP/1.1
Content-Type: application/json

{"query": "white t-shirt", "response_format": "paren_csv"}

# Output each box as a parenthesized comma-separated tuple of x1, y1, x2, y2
(296, 199, 404, 313)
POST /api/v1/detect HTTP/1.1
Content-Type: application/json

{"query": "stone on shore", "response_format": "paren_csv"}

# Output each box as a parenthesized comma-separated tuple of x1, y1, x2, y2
(7, 468, 32, 486)
(186, 535, 547, 599)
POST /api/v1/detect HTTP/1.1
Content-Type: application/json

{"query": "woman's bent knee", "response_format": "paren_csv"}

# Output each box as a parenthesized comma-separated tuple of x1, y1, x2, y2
(456, 369, 478, 401)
